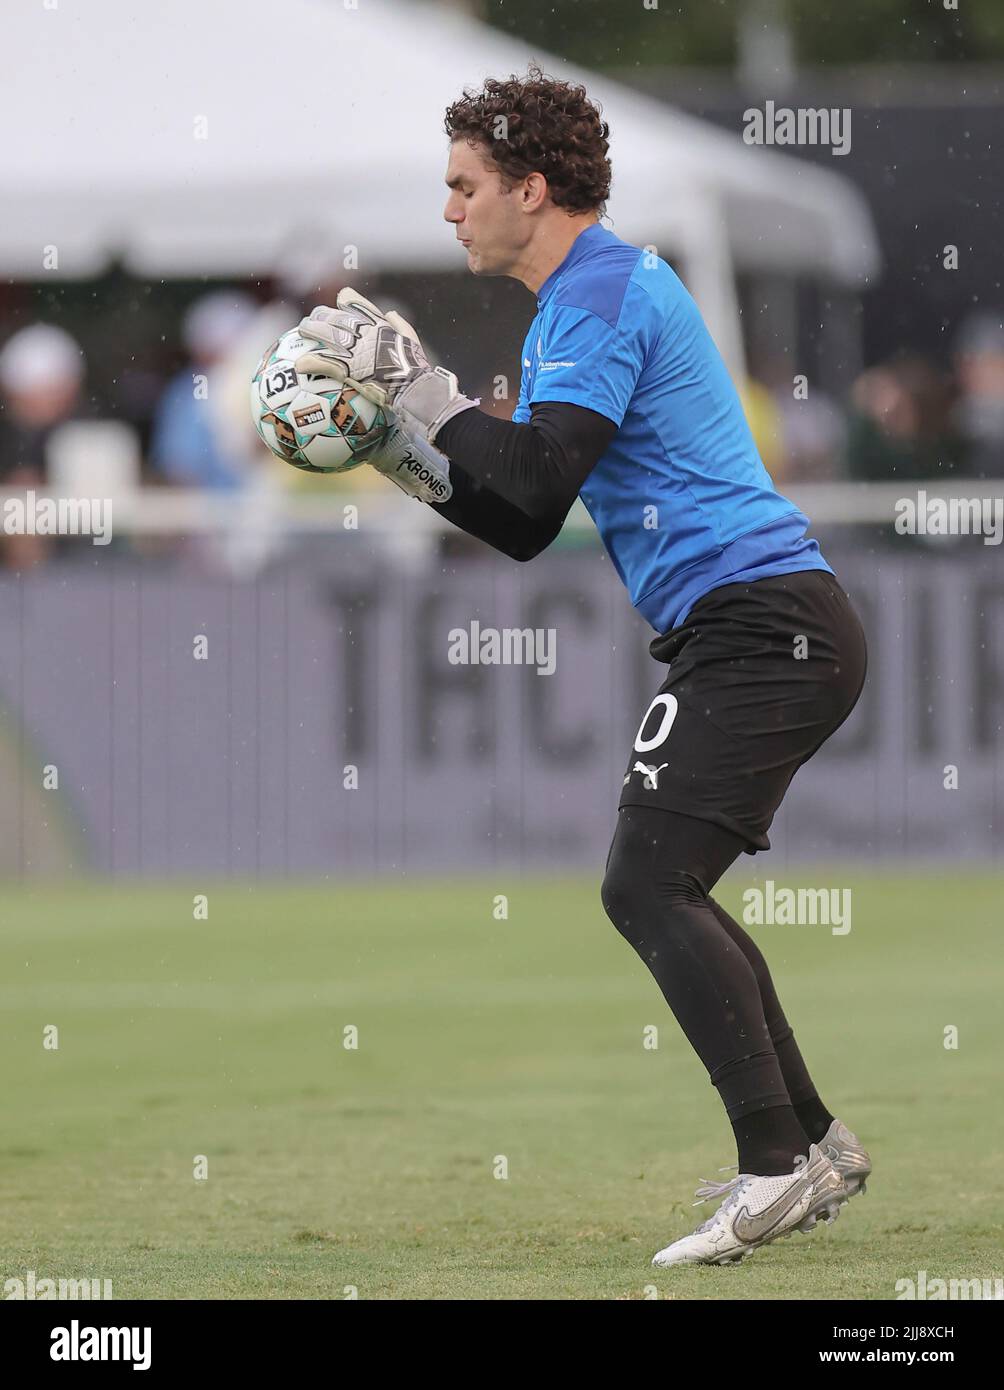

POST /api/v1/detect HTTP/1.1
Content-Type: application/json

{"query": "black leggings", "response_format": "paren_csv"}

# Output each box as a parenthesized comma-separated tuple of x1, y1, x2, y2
(601, 802, 820, 1120)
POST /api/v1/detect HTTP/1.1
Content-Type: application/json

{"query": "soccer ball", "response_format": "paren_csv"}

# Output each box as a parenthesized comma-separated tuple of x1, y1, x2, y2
(250, 328, 391, 473)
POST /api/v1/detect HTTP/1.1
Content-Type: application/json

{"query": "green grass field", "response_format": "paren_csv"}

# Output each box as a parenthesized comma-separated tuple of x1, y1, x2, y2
(1, 872, 1001, 1300)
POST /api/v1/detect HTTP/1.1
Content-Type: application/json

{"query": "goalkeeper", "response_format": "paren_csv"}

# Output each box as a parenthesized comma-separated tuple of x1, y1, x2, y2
(295, 64, 870, 1269)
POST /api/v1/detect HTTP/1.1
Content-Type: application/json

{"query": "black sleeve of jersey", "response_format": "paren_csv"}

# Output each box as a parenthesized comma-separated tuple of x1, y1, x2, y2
(432, 400, 617, 561)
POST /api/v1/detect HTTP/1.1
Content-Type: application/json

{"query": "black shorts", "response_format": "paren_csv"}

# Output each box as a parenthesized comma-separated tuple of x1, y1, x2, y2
(618, 568, 868, 852)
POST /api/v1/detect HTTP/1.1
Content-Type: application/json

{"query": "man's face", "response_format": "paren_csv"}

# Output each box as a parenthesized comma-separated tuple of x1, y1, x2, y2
(443, 138, 527, 276)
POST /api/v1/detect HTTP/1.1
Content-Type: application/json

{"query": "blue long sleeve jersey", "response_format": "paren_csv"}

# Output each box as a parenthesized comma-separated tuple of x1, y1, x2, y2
(434, 220, 831, 634)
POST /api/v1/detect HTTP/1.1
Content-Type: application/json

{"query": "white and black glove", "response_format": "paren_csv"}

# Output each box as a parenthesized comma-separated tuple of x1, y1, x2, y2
(371, 419, 453, 504)
(295, 289, 479, 445)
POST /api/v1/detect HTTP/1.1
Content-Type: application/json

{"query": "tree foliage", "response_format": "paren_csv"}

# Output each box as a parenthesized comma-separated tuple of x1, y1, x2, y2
(473, 0, 1004, 70)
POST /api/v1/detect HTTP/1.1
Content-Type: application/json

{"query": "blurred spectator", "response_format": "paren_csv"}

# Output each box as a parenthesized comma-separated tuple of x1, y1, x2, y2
(845, 356, 959, 481)
(149, 290, 258, 490)
(952, 311, 1004, 478)
(757, 356, 845, 482)
(738, 376, 786, 479)
(0, 322, 87, 568)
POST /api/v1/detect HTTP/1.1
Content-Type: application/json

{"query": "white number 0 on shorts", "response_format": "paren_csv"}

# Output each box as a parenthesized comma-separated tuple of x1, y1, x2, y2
(633, 693, 679, 753)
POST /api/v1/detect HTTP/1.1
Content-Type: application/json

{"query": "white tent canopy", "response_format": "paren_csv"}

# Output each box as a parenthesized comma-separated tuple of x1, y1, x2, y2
(1, 0, 879, 370)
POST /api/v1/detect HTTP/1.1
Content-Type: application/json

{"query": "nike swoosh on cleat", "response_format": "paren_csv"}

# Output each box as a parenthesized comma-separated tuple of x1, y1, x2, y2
(731, 1183, 811, 1244)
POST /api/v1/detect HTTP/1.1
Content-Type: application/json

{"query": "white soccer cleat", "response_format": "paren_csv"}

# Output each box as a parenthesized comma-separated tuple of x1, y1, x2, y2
(816, 1117, 871, 1198)
(651, 1143, 840, 1267)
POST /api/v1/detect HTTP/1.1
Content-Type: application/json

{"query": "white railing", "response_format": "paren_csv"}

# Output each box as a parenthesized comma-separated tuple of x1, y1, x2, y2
(3, 480, 995, 535)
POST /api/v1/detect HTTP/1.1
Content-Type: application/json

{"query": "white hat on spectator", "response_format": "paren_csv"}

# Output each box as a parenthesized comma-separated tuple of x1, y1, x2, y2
(183, 290, 257, 360)
(0, 323, 85, 394)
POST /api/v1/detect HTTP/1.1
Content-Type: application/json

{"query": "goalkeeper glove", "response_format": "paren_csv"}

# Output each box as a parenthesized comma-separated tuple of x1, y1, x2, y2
(369, 418, 453, 505)
(296, 289, 479, 445)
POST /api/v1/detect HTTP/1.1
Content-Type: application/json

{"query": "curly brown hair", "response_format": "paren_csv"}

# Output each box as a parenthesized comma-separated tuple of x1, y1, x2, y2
(444, 63, 612, 216)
